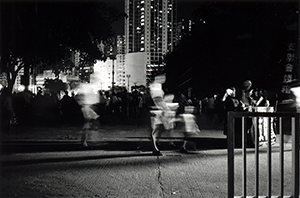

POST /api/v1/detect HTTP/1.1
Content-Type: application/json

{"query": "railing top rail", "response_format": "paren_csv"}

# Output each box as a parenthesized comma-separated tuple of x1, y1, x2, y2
(228, 111, 300, 118)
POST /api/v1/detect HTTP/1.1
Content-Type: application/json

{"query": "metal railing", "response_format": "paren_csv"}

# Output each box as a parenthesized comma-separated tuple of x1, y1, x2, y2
(227, 111, 299, 198)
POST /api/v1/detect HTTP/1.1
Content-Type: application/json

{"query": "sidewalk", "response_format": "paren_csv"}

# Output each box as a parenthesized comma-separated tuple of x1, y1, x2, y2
(1, 116, 226, 151)
(0, 115, 226, 152)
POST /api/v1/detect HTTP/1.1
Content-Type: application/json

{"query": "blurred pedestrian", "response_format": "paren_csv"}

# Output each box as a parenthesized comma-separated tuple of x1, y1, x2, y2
(75, 89, 100, 147)
(0, 87, 15, 131)
(149, 74, 177, 156)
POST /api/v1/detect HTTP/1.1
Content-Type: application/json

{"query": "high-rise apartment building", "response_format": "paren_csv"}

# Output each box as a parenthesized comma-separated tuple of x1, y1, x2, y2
(116, 35, 126, 87)
(125, 0, 177, 85)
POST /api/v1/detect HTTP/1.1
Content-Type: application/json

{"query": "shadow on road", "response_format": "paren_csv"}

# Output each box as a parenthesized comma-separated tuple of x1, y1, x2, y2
(1, 137, 227, 154)
(1, 152, 161, 167)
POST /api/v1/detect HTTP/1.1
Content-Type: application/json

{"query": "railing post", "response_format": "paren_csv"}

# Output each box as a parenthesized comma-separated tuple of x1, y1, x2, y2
(292, 115, 299, 198)
(227, 112, 300, 198)
(242, 117, 247, 197)
(267, 117, 272, 198)
(228, 111, 235, 198)
(279, 117, 284, 198)
(254, 117, 259, 198)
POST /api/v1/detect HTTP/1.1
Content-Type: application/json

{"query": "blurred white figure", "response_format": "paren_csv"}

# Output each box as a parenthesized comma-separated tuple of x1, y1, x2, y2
(291, 85, 300, 112)
(149, 74, 178, 155)
(75, 85, 100, 147)
(179, 106, 201, 153)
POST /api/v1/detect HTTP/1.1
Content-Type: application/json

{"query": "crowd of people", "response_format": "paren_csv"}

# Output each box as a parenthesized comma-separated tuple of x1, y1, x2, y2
(0, 79, 277, 130)
(0, 86, 155, 130)
(1, 77, 296, 152)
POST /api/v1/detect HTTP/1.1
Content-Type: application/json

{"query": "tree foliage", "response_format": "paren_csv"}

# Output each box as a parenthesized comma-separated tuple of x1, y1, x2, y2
(0, 1, 125, 93)
(44, 78, 67, 94)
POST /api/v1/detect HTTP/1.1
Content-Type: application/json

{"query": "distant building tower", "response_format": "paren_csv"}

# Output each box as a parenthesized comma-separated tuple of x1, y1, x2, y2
(125, 0, 178, 85)
(116, 35, 126, 87)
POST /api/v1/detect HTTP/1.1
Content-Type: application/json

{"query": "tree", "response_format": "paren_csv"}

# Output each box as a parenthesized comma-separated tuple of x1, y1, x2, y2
(165, 2, 298, 97)
(0, 1, 125, 94)
(44, 79, 67, 94)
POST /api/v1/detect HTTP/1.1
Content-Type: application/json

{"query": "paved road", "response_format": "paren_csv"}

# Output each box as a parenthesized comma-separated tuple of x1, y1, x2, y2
(0, 116, 296, 197)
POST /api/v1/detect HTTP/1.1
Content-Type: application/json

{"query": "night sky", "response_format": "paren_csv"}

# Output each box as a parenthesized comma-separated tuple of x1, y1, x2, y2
(103, 0, 298, 36)
(102, 0, 210, 35)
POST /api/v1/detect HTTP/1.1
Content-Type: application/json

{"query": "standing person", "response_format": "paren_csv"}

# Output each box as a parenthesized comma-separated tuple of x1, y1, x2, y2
(254, 89, 276, 145)
(98, 91, 107, 123)
(235, 80, 254, 147)
(255, 89, 270, 107)
(222, 87, 239, 135)
(0, 88, 15, 132)
(60, 90, 80, 126)
(206, 95, 216, 121)
(237, 80, 253, 111)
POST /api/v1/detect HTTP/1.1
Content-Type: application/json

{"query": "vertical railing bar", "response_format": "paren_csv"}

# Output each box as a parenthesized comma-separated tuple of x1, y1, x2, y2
(279, 117, 284, 198)
(267, 117, 272, 198)
(292, 116, 299, 198)
(228, 112, 235, 198)
(242, 117, 247, 197)
(254, 117, 259, 197)
(255, 116, 259, 198)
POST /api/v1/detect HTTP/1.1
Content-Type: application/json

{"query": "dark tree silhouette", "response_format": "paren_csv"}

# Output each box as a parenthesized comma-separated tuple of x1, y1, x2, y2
(0, 1, 125, 94)
(165, 2, 298, 97)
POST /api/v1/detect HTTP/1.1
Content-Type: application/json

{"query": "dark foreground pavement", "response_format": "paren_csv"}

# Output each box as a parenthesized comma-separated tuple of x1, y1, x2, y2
(0, 116, 296, 197)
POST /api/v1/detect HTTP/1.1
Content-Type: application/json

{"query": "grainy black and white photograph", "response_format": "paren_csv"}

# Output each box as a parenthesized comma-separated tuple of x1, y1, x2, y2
(0, 0, 299, 197)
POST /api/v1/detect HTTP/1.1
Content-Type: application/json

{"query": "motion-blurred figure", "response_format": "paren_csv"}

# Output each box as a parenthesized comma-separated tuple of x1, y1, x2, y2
(149, 74, 177, 155)
(75, 87, 100, 147)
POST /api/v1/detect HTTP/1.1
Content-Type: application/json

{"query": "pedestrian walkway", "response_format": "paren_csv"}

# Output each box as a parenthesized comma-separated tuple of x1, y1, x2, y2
(1, 115, 226, 152)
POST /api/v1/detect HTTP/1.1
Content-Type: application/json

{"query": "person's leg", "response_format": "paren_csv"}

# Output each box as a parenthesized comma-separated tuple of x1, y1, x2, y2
(150, 128, 162, 155)
(81, 120, 90, 147)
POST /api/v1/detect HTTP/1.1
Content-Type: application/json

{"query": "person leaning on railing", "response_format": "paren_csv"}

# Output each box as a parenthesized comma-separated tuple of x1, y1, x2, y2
(235, 80, 255, 147)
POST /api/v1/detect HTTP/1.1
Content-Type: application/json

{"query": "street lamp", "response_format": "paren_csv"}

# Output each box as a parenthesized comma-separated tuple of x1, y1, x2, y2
(126, 74, 131, 91)
(110, 48, 116, 92)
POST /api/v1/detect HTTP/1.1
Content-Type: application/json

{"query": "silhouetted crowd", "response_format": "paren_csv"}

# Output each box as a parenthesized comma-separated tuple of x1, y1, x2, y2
(0, 87, 155, 130)
(0, 79, 288, 134)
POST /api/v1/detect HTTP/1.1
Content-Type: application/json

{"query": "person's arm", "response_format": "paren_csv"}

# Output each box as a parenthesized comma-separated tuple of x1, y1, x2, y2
(256, 96, 264, 107)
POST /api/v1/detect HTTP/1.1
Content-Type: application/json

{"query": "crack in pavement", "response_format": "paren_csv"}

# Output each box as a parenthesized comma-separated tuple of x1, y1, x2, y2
(156, 156, 164, 197)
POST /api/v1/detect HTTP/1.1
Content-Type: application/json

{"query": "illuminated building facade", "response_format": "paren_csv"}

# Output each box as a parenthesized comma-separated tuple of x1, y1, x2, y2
(125, 0, 178, 85)
(116, 35, 126, 87)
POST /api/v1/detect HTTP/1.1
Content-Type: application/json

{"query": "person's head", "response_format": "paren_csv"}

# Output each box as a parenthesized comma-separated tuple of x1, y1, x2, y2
(242, 80, 252, 91)
(226, 87, 236, 97)
(253, 88, 259, 96)
(260, 89, 268, 98)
